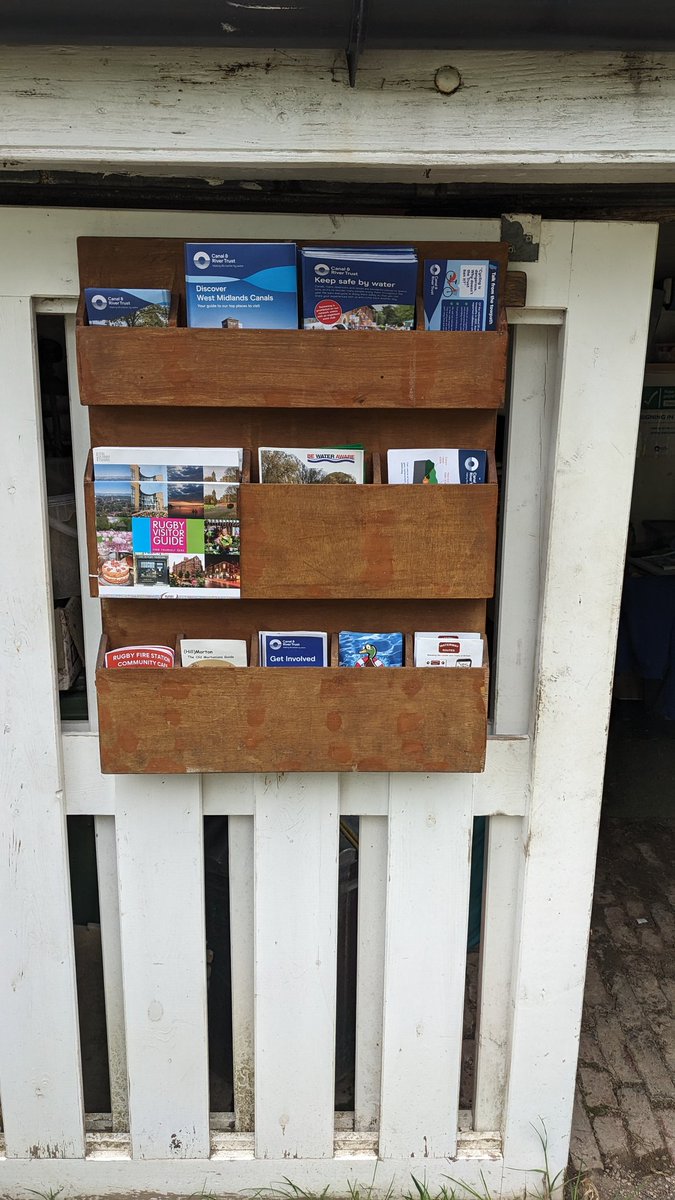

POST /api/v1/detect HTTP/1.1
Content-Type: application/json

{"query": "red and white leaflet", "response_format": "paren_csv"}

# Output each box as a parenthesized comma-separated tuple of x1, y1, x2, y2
(104, 645, 174, 669)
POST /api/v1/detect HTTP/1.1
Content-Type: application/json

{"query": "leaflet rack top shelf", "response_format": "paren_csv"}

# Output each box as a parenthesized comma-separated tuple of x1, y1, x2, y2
(76, 237, 517, 409)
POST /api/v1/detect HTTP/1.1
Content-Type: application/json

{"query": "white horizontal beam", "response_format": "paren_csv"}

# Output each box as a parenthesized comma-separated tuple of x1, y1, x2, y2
(2, 48, 675, 181)
(62, 733, 530, 817)
(0, 1141, 506, 1199)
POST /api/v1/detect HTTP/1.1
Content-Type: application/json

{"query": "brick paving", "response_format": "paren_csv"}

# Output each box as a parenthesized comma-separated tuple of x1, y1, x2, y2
(571, 818, 675, 1179)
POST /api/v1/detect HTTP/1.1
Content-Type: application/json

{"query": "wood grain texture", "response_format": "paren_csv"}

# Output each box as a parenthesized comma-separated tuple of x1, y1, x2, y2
(101, 597, 486, 645)
(76, 237, 509, 409)
(87, 406, 497, 458)
(77, 323, 508, 409)
(96, 656, 488, 774)
(241, 472, 497, 600)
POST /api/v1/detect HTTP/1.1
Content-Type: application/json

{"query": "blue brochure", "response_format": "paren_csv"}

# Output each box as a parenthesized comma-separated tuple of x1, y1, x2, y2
(423, 259, 499, 331)
(260, 631, 328, 667)
(300, 246, 417, 330)
(338, 632, 404, 668)
(185, 242, 298, 329)
(84, 288, 170, 327)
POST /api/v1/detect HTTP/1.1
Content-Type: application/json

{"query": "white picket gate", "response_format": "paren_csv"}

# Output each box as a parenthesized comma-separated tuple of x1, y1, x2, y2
(0, 209, 657, 1198)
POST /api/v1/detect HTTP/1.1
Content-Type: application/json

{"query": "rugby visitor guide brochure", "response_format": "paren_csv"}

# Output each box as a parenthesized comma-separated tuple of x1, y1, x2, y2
(92, 447, 242, 598)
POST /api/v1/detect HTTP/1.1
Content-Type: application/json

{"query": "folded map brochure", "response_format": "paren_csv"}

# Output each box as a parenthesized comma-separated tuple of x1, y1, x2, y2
(92, 447, 242, 598)
(85, 288, 171, 327)
(339, 632, 404, 667)
(423, 260, 499, 331)
(414, 632, 483, 668)
(259, 632, 328, 667)
(185, 242, 298, 329)
(180, 639, 248, 667)
(301, 246, 417, 331)
(104, 645, 174, 669)
(387, 449, 487, 484)
(258, 447, 365, 484)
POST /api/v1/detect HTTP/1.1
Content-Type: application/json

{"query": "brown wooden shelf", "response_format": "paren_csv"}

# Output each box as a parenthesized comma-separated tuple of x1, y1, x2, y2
(95, 632, 488, 774)
(76, 320, 509, 409)
(240, 454, 497, 600)
(78, 235, 508, 775)
(85, 452, 497, 601)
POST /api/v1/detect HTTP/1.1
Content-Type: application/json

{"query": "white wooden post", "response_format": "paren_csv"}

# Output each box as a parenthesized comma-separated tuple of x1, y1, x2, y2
(254, 773, 340, 1159)
(115, 775, 210, 1158)
(0, 295, 85, 1158)
(503, 221, 658, 1181)
(380, 774, 473, 1160)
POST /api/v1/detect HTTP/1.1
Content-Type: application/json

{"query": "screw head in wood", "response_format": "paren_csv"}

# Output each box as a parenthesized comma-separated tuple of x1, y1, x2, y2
(434, 65, 462, 95)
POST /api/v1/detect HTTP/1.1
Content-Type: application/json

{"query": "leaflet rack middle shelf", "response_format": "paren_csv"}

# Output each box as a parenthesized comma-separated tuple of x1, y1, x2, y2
(84, 449, 498, 600)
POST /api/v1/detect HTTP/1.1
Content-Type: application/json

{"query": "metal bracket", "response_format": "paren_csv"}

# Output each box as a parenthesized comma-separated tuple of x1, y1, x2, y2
(346, 0, 369, 87)
(501, 214, 542, 263)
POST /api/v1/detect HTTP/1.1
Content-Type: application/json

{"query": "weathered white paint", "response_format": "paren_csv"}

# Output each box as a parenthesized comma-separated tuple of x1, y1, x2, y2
(0, 210, 658, 1197)
(94, 817, 128, 1131)
(502, 221, 658, 1181)
(494, 324, 560, 736)
(254, 773, 340, 1159)
(62, 733, 532, 817)
(114, 775, 210, 1159)
(0, 1144, 506, 1197)
(3, 48, 675, 181)
(379, 775, 473, 1160)
(353, 814, 387, 1132)
(228, 814, 255, 1132)
(0, 295, 85, 1159)
(473, 816, 523, 1131)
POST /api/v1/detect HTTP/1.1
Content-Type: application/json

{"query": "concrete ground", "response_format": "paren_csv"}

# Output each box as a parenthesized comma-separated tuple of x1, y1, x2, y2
(570, 814, 675, 1199)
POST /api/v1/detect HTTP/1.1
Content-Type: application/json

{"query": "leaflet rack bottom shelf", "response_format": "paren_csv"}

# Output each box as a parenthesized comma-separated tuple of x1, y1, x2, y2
(95, 599, 489, 775)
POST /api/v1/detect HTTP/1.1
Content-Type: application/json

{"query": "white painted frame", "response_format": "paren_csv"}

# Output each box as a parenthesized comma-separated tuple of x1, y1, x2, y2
(0, 206, 657, 1199)
(2, 47, 675, 182)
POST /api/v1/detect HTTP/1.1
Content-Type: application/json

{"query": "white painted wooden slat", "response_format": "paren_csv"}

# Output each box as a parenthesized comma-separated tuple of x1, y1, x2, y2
(353, 815, 388, 1132)
(63, 738, 531, 819)
(4, 48, 675, 182)
(115, 775, 209, 1159)
(503, 221, 658, 1182)
(254, 774, 340, 1159)
(63, 733, 115, 814)
(493, 324, 560, 735)
(379, 775, 473, 1160)
(0, 295, 85, 1159)
(228, 815, 255, 1132)
(473, 815, 523, 1131)
(94, 816, 128, 1131)
(0, 208, 500, 300)
(339, 773, 389, 817)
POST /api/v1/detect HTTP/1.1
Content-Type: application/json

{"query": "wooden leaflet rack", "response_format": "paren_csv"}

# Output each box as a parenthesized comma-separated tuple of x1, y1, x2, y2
(77, 237, 521, 773)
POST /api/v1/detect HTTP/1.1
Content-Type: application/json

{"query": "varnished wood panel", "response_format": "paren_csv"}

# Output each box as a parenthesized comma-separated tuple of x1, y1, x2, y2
(76, 237, 511, 409)
(240, 469, 497, 600)
(96, 644, 489, 775)
(77, 324, 508, 409)
(87, 407, 496, 458)
(101, 597, 487, 647)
